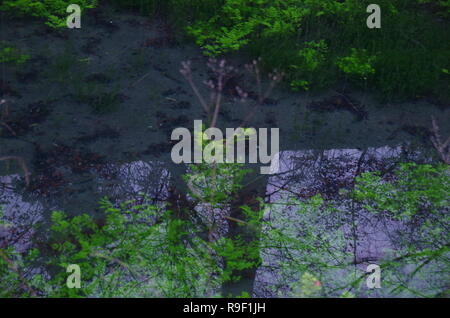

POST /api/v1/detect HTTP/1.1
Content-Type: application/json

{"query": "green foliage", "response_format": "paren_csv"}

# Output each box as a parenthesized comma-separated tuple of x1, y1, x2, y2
(2, 199, 213, 297)
(355, 163, 449, 219)
(171, 0, 449, 100)
(213, 235, 260, 282)
(186, 0, 327, 56)
(290, 272, 322, 297)
(290, 79, 310, 92)
(289, 40, 328, 91)
(255, 194, 352, 297)
(0, 43, 30, 65)
(1, 196, 263, 297)
(183, 123, 253, 206)
(352, 163, 449, 297)
(2, 0, 448, 100)
(1, 161, 449, 297)
(185, 162, 249, 206)
(252, 162, 449, 298)
(336, 48, 376, 80)
(1, 0, 97, 28)
(297, 40, 328, 72)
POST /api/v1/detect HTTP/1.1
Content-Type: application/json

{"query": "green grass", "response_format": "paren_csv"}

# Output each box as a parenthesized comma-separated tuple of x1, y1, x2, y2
(241, 0, 450, 102)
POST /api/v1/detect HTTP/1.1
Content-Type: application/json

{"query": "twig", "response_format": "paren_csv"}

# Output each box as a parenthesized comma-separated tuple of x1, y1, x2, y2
(430, 116, 450, 164)
(180, 60, 210, 114)
(209, 60, 228, 128)
(239, 60, 283, 128)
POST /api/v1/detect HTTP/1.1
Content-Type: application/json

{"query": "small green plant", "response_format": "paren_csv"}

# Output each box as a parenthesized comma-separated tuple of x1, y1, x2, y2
(289, 272, 322, 298)
(336, 48, 376, 80)
(290, 79, 310, 91)
(0, 44, 30, 65)
(297, 40, 328, 72)
(289, 40, 328, 91)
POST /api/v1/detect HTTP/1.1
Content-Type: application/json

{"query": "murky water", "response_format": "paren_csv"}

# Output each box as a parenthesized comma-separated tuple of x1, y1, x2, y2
(1, 7, 448, 297)
(256, 147, 413, 297)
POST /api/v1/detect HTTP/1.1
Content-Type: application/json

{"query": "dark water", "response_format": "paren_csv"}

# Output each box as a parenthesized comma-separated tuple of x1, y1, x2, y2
(1, 8, 449, 297)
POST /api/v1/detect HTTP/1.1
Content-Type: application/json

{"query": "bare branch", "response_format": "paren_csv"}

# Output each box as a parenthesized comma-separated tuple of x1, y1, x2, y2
(180, 60, 210, 114)
(430, 116, 450, 165)
(181, 58, 283, 130)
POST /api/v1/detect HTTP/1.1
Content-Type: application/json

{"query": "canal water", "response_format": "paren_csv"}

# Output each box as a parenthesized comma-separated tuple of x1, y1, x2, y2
(1, 8, 448, 297)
